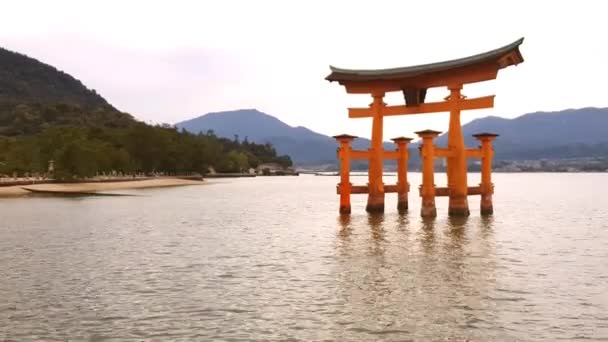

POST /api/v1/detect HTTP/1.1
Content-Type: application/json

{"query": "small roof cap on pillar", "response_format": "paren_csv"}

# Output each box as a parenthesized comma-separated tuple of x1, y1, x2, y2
(391, 136, 414, 143)
(332, 134, 358, 140)
(415, 129, 442, 136)
(472, 132, 500, 139)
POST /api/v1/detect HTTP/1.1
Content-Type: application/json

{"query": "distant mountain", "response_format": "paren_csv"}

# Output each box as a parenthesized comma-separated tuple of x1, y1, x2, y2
(178, 107, 608, 165)
(0, 46, 135, 135)
(435, 107, 608, 160)
(176, 109, 395, 165)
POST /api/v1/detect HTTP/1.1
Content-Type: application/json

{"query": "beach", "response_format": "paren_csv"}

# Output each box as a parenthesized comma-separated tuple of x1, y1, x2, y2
(0, 178, 204, 197)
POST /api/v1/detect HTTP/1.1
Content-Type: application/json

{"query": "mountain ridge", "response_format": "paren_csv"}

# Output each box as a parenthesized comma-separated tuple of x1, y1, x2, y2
(434, 106, 608, 159)
(177, 107, 608, 165)
(176, 109, 399, 164)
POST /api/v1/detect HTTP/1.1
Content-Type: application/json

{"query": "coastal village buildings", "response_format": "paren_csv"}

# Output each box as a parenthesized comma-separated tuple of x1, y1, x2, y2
(256, 162, 295, 175)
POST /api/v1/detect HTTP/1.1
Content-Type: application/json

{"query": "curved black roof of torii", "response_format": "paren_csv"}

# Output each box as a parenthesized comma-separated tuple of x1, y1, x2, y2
(326, 38, 524, 83)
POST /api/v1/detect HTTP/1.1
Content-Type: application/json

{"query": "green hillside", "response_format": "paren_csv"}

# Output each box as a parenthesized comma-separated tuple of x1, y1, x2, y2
(0, 47, 292, 179)
(0, 47, 137, 136)
(0, 47, 113, 108)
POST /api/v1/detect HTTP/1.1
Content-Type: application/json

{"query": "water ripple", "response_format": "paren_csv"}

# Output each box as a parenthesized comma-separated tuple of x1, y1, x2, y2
(1, 174, 607, 341)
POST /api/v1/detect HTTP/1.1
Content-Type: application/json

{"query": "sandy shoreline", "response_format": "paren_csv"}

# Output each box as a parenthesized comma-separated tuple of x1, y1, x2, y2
(0, 178, 205, 198)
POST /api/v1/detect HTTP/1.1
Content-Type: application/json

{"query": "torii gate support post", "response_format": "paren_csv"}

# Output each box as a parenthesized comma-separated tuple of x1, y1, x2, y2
(391, 137, 413, 212)
(474, 133, 498, 215)
(446, 85, 470, 217)
(416, 130, 441, 217)
(366, 92, 386, 213)
(334, 134, 356, 214)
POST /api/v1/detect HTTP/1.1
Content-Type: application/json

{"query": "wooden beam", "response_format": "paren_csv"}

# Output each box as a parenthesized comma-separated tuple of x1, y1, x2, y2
(337, 184, 368, 194)
(435, 148, 453, 158)
(351, 185, 369, 194)
(384, 184, 398, 193)
(350, 150, 369, 160)
(423, 186, 483, 197)
(348, 95, 495, 118)
(383, 151, 399, 160)
(435, 187, 450, 197)
(465, 148, 483, 158)
(336, 184, 401, 194)
(348, 107, 375, 118)
(350, 149, 400, 160)
(468, 186, 482, 195)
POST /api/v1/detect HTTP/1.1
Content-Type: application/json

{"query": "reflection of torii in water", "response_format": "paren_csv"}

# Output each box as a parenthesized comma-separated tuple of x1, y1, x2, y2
(326, 38, 525, 217)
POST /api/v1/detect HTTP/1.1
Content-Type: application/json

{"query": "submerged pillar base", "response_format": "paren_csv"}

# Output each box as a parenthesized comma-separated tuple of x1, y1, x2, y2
(397, 193, 408, 212)
(480, 205, 493, 216)
(339, 205, 351, 215)
(366, 203, 385, 213)
(366, 193, 385, 213)
(421, 205, 437, 218)
(421, 198, 437, 218)
(448, 207, 470, 216)
(448, 195, 470, 217)
(480, 193, 493, 215)
(397, 200, 408, 212)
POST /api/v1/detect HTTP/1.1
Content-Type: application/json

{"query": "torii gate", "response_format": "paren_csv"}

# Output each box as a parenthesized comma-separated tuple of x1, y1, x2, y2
(326, 38, 524, 216)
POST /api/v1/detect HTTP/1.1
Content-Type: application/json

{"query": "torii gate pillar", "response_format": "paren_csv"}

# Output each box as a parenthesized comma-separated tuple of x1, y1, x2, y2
(446, 85, 470, 217)
(366, 92, 386, 213)
(474, 133, 499, 215)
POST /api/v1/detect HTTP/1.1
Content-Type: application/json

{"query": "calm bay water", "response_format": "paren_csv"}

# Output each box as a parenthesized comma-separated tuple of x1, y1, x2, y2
(1, 173, 607, 341)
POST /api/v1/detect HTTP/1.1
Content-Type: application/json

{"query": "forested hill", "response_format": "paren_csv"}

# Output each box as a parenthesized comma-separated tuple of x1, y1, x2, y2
(0, 47, 136, 136)
(0, 47, 292, 178)
(0, 47, 113, 108)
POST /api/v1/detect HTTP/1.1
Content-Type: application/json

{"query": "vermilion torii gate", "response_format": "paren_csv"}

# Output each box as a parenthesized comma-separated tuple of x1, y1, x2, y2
(327, 38, 524, 216)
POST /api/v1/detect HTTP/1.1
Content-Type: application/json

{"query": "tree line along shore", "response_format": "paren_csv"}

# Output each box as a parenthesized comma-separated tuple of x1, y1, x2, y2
(0, 103, 293, 181)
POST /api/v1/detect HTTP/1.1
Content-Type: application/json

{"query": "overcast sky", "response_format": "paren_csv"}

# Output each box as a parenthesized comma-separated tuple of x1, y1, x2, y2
(2, 0, 607, 139)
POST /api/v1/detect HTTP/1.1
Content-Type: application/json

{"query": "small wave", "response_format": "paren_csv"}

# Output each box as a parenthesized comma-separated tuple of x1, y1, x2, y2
(496, 288, 533, 295)
(348, 327, 411, 335)
(99, 315, 129, 321)
(483, 296, 526, 302)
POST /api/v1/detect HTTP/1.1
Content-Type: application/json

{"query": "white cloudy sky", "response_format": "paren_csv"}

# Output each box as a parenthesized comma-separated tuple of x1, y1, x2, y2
(2, 0, 607, 139)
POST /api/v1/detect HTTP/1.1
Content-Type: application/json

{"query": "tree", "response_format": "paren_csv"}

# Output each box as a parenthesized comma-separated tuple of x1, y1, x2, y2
(0, 108, 294, 178)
